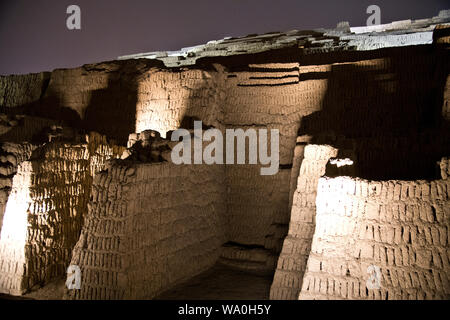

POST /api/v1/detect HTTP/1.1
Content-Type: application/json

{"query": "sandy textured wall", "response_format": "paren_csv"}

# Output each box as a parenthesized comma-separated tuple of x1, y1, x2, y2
(298, 176, 449, 300)
(443, 75, 450, 121)
(0, 135, 123, 295)
(0, 73, 50, 109)
(222, 63, 327, 255)
(270, 145, 339, 299)
(135, 67, 226, 136)
(0, 45, 448, 296)
(0, 143, 37, 232)
(66, 162, 226, 300)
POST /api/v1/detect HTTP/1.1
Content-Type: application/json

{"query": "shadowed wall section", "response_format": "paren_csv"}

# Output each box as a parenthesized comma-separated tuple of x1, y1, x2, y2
(270, 144, 339, 299)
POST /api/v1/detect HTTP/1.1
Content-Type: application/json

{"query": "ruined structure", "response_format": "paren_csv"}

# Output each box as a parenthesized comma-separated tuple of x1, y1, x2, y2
(0, 11, 449, 299)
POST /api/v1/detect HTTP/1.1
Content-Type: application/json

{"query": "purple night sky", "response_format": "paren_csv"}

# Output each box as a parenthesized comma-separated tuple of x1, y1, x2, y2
(0, 0, 448, 75)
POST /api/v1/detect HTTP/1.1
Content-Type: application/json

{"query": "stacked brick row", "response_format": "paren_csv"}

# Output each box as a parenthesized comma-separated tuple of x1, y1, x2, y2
(440, 157, 450, 179)
(222, 63, 328, 260)
(221, 164, 289, 272)
(270, 145, 338, 299)
(23, 143, 92, 290)
(0, 134, 124, 295)
(0, 143, 36, 231)
(288, 136, 313, 210)
(219, 243, 277, 274)
(44, 61, 159, 144)
(0, 115, 59, 143)
(135, 67, 226, 136)
(39, 62, 228, 144)
(225, 63, 324, 165)
(66, 162, 226, 299)
(298, 176, 450, 300)
(225, 164, 290, 245)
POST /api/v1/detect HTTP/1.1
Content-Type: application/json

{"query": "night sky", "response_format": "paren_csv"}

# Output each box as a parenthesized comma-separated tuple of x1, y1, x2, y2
(0, 0, 448, 75)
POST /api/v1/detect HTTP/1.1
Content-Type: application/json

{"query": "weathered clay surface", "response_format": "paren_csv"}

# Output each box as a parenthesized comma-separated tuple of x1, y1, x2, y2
(0, 133, 124, 295)
(0, 13, 449, 300)
(299, 176, 449, 300)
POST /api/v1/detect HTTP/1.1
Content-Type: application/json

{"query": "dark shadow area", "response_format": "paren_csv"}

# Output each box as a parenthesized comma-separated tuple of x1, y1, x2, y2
(298, 45, 450, 180)
(1, 85, 82, 130)
(83, 62, 141, 145)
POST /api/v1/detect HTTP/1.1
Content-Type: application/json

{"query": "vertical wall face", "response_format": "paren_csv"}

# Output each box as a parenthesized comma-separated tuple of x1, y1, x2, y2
(38, 63, 227, 143)
(443, 75, 450, 121)
(43, 63, 143, 145)
(0, 162, 32, 294)
(222, 63, 328, 256)
(299, 49, 450, 180)
(0, 135, 124, 295)
(66, 162, 226, 300)
(299, 176, 450, 300)
(270, 145, 338, 299)
(271, 45, 449, 299)
(0, 143, 37, 232)
(135, 68, 226, 136)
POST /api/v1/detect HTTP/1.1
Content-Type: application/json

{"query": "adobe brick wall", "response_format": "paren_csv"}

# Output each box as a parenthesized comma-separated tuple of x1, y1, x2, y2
(65, 162, 226, 299)
(135, 67, 227, 136)
(0, 73, 50, 109)
(220, 63, 327, 263)
(270, 144, 338, 299)
(0, 134, 124, 295)
(441, 157, 450, 179)
(0, 142, 37, 232)
(298, 176, 449, 300)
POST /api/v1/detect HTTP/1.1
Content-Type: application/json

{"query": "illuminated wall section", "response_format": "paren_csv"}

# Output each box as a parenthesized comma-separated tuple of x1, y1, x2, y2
(270, 144, 339, 299)
(0, 134, 124, 295)
(299, 175, 450, 300)
(0, 162, 32, 295)
(135, 67, 226, 137)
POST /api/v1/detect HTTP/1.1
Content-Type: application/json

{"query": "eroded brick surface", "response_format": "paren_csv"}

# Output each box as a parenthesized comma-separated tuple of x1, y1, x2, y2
(298, 176, 450, 300)
(65, 162, 226, 299)
(0, 134, 124, 295)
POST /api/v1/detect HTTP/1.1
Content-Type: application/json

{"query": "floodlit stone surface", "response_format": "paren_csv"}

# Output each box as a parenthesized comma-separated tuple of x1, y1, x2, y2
(299, 176, 450, 300)
(64, 162, 226, 299)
